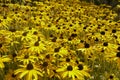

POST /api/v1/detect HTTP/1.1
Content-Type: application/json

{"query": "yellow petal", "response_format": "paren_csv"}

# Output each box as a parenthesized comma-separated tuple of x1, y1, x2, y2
(27, 70, 33, 80)
(19, 70, 29, 79)
(32, 71, 38, 80)
(56, 67, 66, 72)
(2, 58, 11, 62)
(62, 71, 68, 78)
(36, 70, 43, 77)
(14, 69, 24, 75)
(0, 62, 4, 68)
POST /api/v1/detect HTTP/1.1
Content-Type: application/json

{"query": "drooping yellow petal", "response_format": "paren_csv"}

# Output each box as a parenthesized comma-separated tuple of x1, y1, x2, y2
(27, 70, 33, 80)
(62, 71, 68, 78)
(32, 71, 38, 80)
(36, 70, 43, 77)
(56, 67, 66, 72)
(0, 61, 4, 68)
(2, 57, 11, 62)
(19, 70, 29, 79)
(14, 69, 25, 75)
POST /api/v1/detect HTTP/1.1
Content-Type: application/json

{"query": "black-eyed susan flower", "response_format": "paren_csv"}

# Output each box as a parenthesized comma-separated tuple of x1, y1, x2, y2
(105, 73, 119, 80)
(20, 31, 34, 42)
(0, 55, 11, 68)
(14, 63, 43, 80)
(54, 46, 69, 57)
(56, 63, 90, 80)
(27, 40, 46, 54)
(5, 69, 19, 80)
(57, 64, 82, 80)
(16, 53, 37, 65)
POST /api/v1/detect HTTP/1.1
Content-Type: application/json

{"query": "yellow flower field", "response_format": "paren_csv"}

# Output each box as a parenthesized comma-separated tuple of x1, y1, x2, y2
(0, 0, 120, 80)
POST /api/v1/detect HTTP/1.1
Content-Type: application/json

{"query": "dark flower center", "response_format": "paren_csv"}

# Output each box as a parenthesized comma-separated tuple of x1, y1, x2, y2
(84, 43, 90, 48)
(68, 37, 72, 41)
(9, 29, 16, 32)
(12, 73, 16, 78)
(33, 31, 38, 35)
(48, 24, 51, 27)
(109, 75, 113, 79)
(103, 42, 108, 46)
(3, 16, 7, 19)
(0, 20, 2, 23)
(114, 35, 117, 39)
(2, 4, 8, 7)
(76, 60, 79, 64)
(116, 52, 120, 57)
(117, 46, 120, 51)
(22, 32, 28, 36)
(54, 47, 61, 52)
(71, 33, 77, 38)
(66, 58, 70, 62)
(100, 31, 105, 35)
(78, 64, 83, 70)
(80, 40, 84, 43)
(24, 55, 29, 59)
(52, 37, 57, 42)
(95, 38, 99, 42)
(12, 53, 17, 58)
(112, 29, 116, 33)
(69, 24, 73, 27)
(45, 54, 50, 59)
(34, 41, 39, 46)
(0, 43, 2, 48)
(53, 70, 57, 73)
(26, 63, 34, 70)
(42, 62, 48, 67)
(38, 37, 40, 41)
(67, 65, 73, 71)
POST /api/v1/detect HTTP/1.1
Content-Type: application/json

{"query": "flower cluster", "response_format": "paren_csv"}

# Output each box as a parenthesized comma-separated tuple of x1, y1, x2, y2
(0, 0, 120, 80)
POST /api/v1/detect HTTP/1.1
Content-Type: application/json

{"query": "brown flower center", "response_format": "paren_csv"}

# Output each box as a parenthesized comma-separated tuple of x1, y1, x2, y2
(67, 65, 73, 71)
(9, 29, 16, 32)
(26, 63, 34, 70)
(0, 43, 2, 48)
(22, 32, 28, 36)
(66, 58, 70, 62)
(45, 54, 50, 59)
(33, 31, 38, 35)
(24, 55, 29, 59)
(42, 62, 48, 67)
(109, 75, 114, 79)
(78, 64, 83, 70)
(116, 52, 120, 57)
(84, 43, 90, 48)
(34, 41, 39, 46)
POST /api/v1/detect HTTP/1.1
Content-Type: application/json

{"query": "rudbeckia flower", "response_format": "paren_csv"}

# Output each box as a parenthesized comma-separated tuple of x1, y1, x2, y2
(54, 47, 69, 57)
(16, 53, 37, 64)
(27, 40, 46, 54)
(14, 63, 43, 80)
(105, 73, 119, 80)
(57, 63, 90, 80)
(5, 69, 19, 80)
(20, 31, 34, 42)
(0, 55, 11, 68)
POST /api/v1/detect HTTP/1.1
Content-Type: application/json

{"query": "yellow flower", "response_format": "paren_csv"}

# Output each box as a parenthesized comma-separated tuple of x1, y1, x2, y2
(54, 47, 69, 57)
(16, 53, 37, 65)
(27, 40, 46, 54)
(0, 55, 11, 68)
(0, 41, 9, 53)
(5, 69, 19, 80)
(14, 63, 43, 80)
(20, 31, 34, 42)
(57, 63, 90, 80)
(105, 73, 119, 80)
